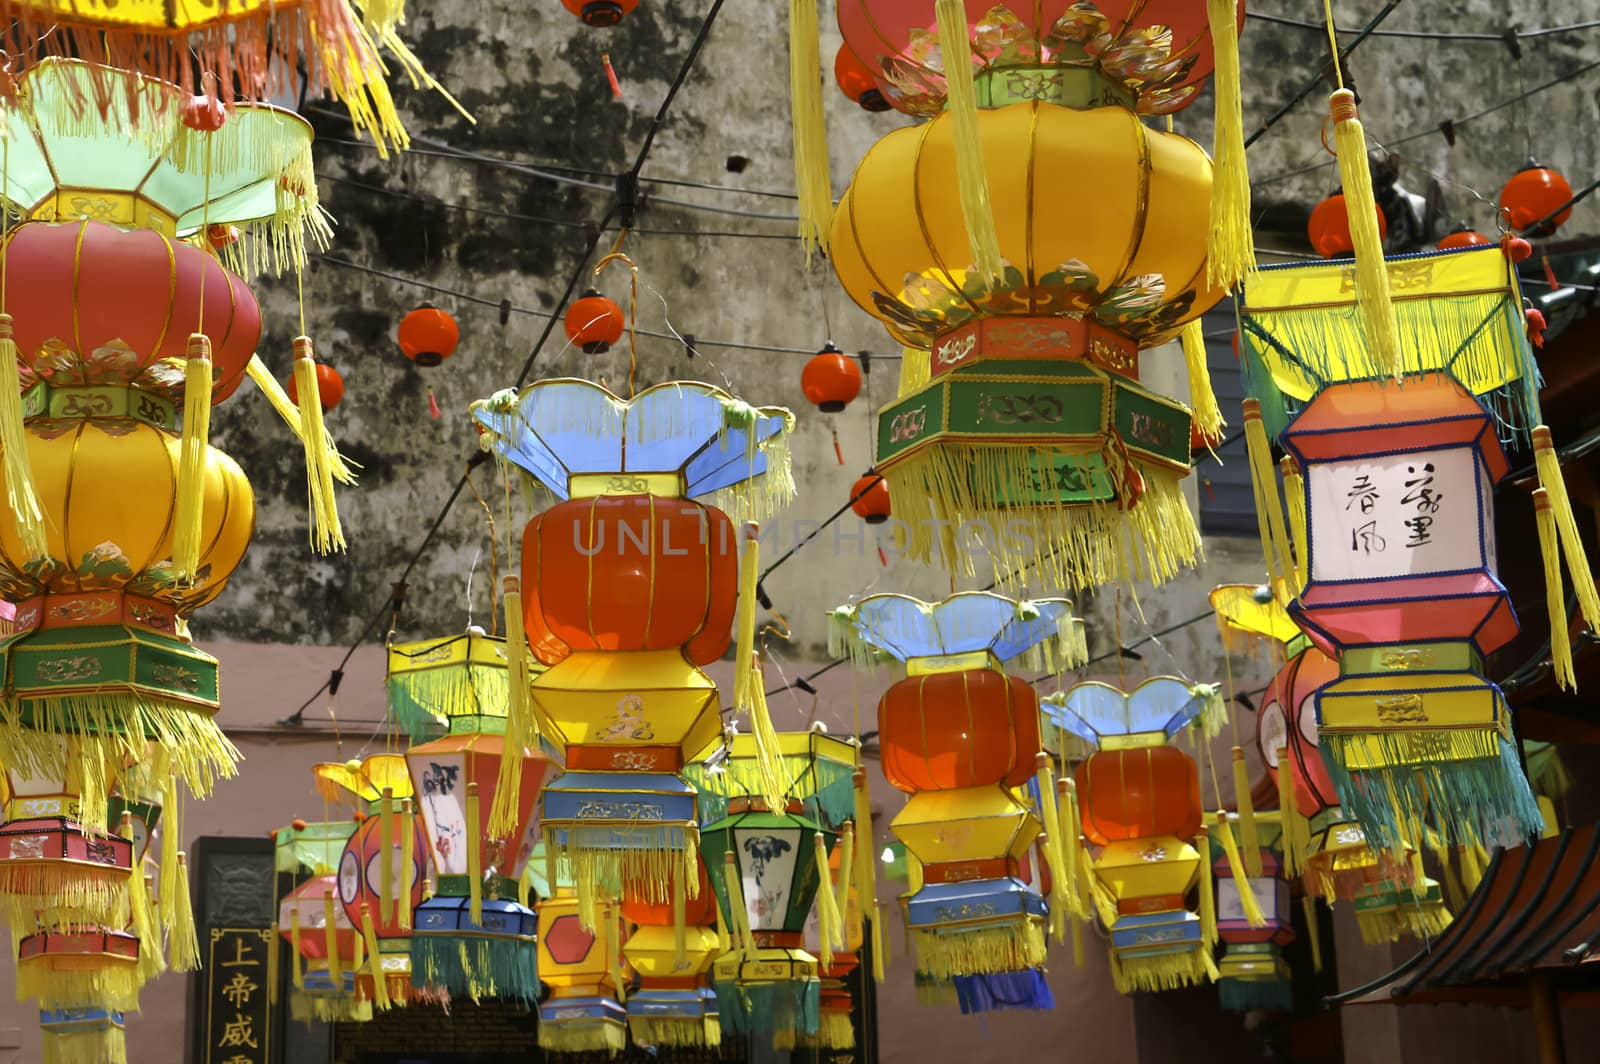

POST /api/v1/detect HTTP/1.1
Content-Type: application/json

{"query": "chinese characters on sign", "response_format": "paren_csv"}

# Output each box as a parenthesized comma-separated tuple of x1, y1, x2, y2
(1308, 449, 1484, 583)
(203, 929, 274, 1064)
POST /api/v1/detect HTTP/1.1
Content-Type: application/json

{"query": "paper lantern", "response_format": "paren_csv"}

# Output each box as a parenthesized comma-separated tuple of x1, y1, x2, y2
(1255, 646, 1341, 818)
(1500, 161, 1573, 235)
(1308, 192, 1388, 258)
(1352, 877, 1451, 945)
(1437, 226, 1491, 251)
(849, 473, 891, 524)
(686, 730, 862, 830)
(385, 627, 525, 740)
(1076, 747, 1202, 846)
(39, 1006, 126, 1064)
(286, 362, 345, 411)
(563, 0, 639, 26)
(564, 289, 626, 354)
(290, 966, 371, 1025)
(537, 890, 628, 1055)
(801, 343, 862, 412)
(398, 305, 460, 367)
(834, 45, 889, 111)
(1213, 841, 1295, 1013)
(879, 670, 1040, 793)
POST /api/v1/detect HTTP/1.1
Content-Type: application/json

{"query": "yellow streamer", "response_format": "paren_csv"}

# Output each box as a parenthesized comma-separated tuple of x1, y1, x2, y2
(1280, 456, 1308, 592)
(267, 921, 281, 1006)
(813, 833, 841, 970)
(159, 773, 180, 932)
(1533, 489, 1576, 691)
(170, 852, 200, 973)
(490, 574, 538, 835)
(1214, 812, 1266, 926)
(172, 334, 213, 582)
(1328, 89, 1401, 376)
(324, 890, 343, 987)
(379, 789, 395, 925)
(400, 797, 415, 931)
(835, 822, 855, 936)
(245, 354, 358, 484)
(1181, 319, 1225, 445)
(1033, 753, 1068, 940)
(466, 785, 482, 926)
(1303, 895, 1323, 972)
(292, 335, 346, 553)
(0, 313, 45, 558)
(1232, 747, 1263, 877)
(360, 904, 391, 1010)
(934, 0, 1004, 283)
(1277, 745, 1306, 878)
(1206, 0, 1255, 289)
(1243, 400, 1295, 594)
(1534, 429, 1600, 652)
(787, 0, 832, 259)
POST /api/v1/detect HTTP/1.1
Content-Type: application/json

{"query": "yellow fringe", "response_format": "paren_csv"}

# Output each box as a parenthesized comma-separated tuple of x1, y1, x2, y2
(1277, 744, 1306, 879)
(911, 920, 1046, 980)
(1532, 489, 1576, 691)
(292, 336, 346, 553)
(1110, 947, 1215, 994)
(814, 833, 842, 970)
(629, 1014, 721, 1048)
(291, 990, 372, 1024)
(1206, 0, 1255, 290)
(291, 909, 305, 990)
(0, 316, 45, 558)
(159, 770, 180, 932)
(379, 790, 395, 926)
(672, 852, 687, 969)
(325, 890, 344, 988)
(268, 920, 281, 1006)
(41, 1020, 126, 1064)
(17, 954, 141, 1010)
(1329, 89, 1401, 377)
(1243, 399, 1295, 590)
(813, 1011, 854, 1050)
(561, 838, 701, 932)
(399, 797, 416, 931)
(731, 527, 788, 812)
(934, 0, 1004, 283)
(1181, 319, 1225, 445)
(539, 1020, 626, 1055)
(360, 906, 391, 1010)
(127, 850, 165, 984)
(1534, 430, 1600, 658)
(1199, 832, 1217, 947)
(1059, 778, 1088, 920)
(1034, 755, 1068, 941)
(853, 770, 885, 982)
(1303, 895, 1323, 972)
(466, 785, 482, 927)
(0, 864, 129, 930)
(898, 345, 931, 397)
(171, 333, 213, 583)
(1231, 749, 1263, 877)
(723, 850, 757, 962)
(170, 851, 200, 972)
(245, 354, 358, 485)
(1214, 813, 1266, 927)
(490, 575, 538, 836)
(788, 0, 832, 260)
(835, 822, 855, 938)
(1280, 456, 1308, 592)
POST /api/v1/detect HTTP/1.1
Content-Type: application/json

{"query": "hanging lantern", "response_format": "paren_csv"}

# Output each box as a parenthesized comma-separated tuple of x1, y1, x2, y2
(1213, 830, 1295, 1013)
(621, 857, 722, 1049)
(537, 889, 629, 1054)
(471, 379, 795, 940)
(398, 305, 460, 367)
(39, 1006, 126, 1064)
(831, 592, 1083, 1012)
(834, 45, 889, 112)
(1437, 225, 1491, 251)
(801, 342, 862, 412)
(563, 289, 626, 354)
(1308, 192, 1389, 258)
(1499, 160, 1573, 236)
(562, 0, 639, 26)
(849, 472, 891, 525)
(286, 361, 345, 411)
(386, 626, 524, 740)
(802, 832, 864, 1051)
(1351, 876, 1450, 946)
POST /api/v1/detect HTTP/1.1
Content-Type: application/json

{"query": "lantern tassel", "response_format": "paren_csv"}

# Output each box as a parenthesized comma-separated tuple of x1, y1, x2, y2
(788, 0, 832, 260)
(1231, 747, 1263, 877)
(246, 355, 358, 484)
(852, 770, 886, 982)
(0, 314, 46, 559)
(1243, 399, 1295, 595)
(125, 825, 165, 983)
(1534, 429, 1600, 663)
(1206, 0, 1255, 290)
(324, 891, 344, 987)
(399, 797, 415, 930)
(1533, 488, 1577, 691)
(1278, 745, 1306, 878)
(1329, 89, 1402, 377)
(733, 525, 788, 813)
(268, 921, 281, 1007)
(170, 852, 200, 973)
(292, 336, 346, 554)
(835, 822, 855, 937)
(1214, 812, 1266, 927)
(1181, 319, 1225, 446)
(361, 904, 392, 1010)
(1198, 835, 1218, 947)
(379, 788, 395, 925)
(814, 834, 841, 970)
(934, 0, 1005, 284)
(291, 909, 306, 989)
(1058, 778, 1087, 920)
(1303, 895, 1323, 973)
(723, 851, 757, 963)
(172, 334, 213, 583)
(159, 773, 180, 932)
(672, 859, 687, 970)
(466, 784, 482, 926)
(1033, 753, 1068, 941)
(490, 574, 537, 836)
(1280, 456, 1308, 592)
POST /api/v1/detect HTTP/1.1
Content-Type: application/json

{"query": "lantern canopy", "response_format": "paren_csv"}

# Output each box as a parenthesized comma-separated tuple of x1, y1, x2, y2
(386, 627, 526, 740)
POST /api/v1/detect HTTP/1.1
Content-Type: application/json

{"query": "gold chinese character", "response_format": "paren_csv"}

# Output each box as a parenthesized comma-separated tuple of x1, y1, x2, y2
(220, 1056, 255, 1064)
(221, 938, 256, 968)
(221, 971, 258, 1008)
(218, 1014, 258, 1049)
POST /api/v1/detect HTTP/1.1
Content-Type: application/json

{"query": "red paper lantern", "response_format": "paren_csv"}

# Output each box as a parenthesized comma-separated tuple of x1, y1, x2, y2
(1076, 746, 1202, 846)
(565, 289, 626, 354)
(398, 304, 460, 367)
(521, 494, 738, 667)
(850, 473, 891, 524)
(801, 342, 862, 412)
(337, 811, 428, 940)
(1500, 161, 1573, 235)
(622, 856, 716, 927)
(1256, 647, 1341, 818)
(879, 670, 1040, 793)
(3, 220, 260, 404)
(563, 0, 638, 25)
(1308, 193, 1387, 258)
(286, 362, 346, 410)
(1437, 226, 1491, 251)
(279, 873, 359, 961)
(834, 45, 888, 112)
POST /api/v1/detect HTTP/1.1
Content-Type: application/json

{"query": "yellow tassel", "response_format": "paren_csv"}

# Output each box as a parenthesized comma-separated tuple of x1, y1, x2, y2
(672, 858, 687, 969)
(788, 0, 832, 260)
(268, 921, 281, 1006)
(159, 773, 180, 932)
(1329, 89, 1401, 376)
(172, 334, 213, 583)
(324, 890, 344, 988)
(835, 822, 855, 938)
(291, 909, 305, 989)
(1231, 748, 1263, 877)
(170, 852, 200, 973)
(400, 797, 415, 931)
(814, 833, 841, 969)
(1303, 895, 1323, 973)
(125, 835, 165, 984)
(1215, 813, 1266, 927)
(1534, 430, 1600, 655)
(898, 345, 931, 397)
(871, 902, 887, 982)
(1532, 489, 1576, 691)
(360, 904, 390, 1010)
(1243, 399, 1295, 589)
(1277, 744, 1305, 878)
(490, 574, 538, 835)
(1206, 0, 1254, 290)
(292, 336, 346, 554)
(606, 909, 626, 1006)
(1459, 844, 1485, 894)
(1058, 778, 1086, 920)
(715, 893, 731, 955)
(246, 354, 358, 485)
(1033, 753, 1068, 939)
(1280, 456, 1308, 592)
(723, 850, 757, 962)
(379, 788, 395, 925)
(1181, 319, 1225, 445)
(934, 0, 1004, 283)
(851, 769, 887, 981)
(0, 314, 45, 559)
(465, 784, 482, 927)
(1198, 839, 1217, 947)
(732, 525, 788, 812)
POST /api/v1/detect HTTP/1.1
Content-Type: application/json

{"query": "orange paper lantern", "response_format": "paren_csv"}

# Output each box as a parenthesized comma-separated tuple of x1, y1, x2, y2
(1076, 746, 1201, 846)
(398, 304, 460, 367)
(849, 473, 891, 524)
(563, 0, 639, 25)
(1499, 161, 1573, 235)
(879, 670, 1040, 793)
(1308, 192, 1387, 258)
(286, 361, 345, 410)
(834, 44, 888, 112)
(800, 343, 862, 412)
(564, 289, 626, 353)
(1437, 226, 1491, 251)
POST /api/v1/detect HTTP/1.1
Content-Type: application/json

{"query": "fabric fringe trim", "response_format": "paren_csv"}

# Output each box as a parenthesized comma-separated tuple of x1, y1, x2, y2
(910, 921, 1047, 980)
(17, 957, 141, 1010)
(42, 1023, 126, 1064)
(0, 865, 130, 929)
(245, 355, 359, 485)
(410, 934, 540, 1007)
(552, 830, 700, 933)
(538, 1018, 627, 1055)
(627, 1014, 722, 1049)
(1109, 946, 1216, 995)
(290, 989, 373, 1024)
(714, 978, 821, 1039)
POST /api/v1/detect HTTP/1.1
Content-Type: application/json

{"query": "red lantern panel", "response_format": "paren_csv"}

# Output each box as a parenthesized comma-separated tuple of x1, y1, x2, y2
(398, 305, 460, 366)
(522, 494, 738, 667)
(878, 669, 1040, 794)
(337, 811, 427, 939)
(1308, 193, 1388, 259)
(622, 856, 716, 927)
(1076, 746, 1201, 846)
(1256, 646, 1340, 817)
(279, 874, 359, 961)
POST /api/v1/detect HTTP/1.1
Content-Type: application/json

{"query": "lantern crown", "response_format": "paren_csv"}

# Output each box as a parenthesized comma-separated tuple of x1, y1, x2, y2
(1208, 583, 1301, 653)
(828, 591, 1084, 673)
(313, 754, 414, 806)
(275, 820, 357, 878)
(1043, 676, 1219, 749)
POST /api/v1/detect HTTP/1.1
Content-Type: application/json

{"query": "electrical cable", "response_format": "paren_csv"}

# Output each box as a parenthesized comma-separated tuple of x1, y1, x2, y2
(1247, 10, 1600, 41)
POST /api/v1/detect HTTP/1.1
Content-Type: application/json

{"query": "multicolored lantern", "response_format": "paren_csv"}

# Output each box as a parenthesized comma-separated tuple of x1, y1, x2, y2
(831, 592, 1083, 1012)
(620, 856, 721, 1049)
(386, 626, 528, 740)
(1212, 826, 1294, 1013)
(278, 873, 370, 1024)
(537, 888, 629, 1054)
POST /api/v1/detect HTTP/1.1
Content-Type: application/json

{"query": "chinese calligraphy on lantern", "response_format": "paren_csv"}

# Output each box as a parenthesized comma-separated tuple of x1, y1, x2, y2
(1307, 448, 1487, 583)
(203, 929, 274, 1064)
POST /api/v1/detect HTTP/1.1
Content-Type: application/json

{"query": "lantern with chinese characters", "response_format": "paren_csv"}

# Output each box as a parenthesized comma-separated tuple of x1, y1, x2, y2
(405, 717, 556, 1005)
(831, 592, 1084, 1012)
(1237, 243, 1589, 857)
(537, 888, 629, 1054)
(470, 379, 795, 940)
(1044, 678, 1219, 994)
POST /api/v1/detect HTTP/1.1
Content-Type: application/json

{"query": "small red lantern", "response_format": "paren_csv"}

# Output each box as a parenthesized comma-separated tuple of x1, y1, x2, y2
(398, 304, 460, 367)
(1437, 225, 1491, 251)
(1500, 160, 1573, 236)
(563, 0, 638, 25)
(564, 288, 626, 354)
(879, 669, 1040, 793)
(286, 361, 346, 411)
(849, 472, 890, 524)
(834, 45, 888, 112)
(1308, 192, 1387, 258)
(801, 342, 862, 412)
